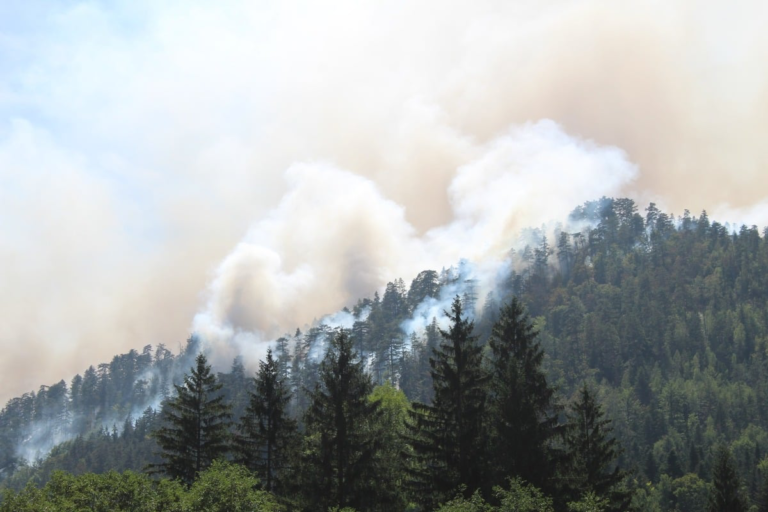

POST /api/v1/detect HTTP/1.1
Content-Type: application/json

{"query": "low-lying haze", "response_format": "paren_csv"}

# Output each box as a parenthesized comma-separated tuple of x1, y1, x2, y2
(1, 0, 767, 402)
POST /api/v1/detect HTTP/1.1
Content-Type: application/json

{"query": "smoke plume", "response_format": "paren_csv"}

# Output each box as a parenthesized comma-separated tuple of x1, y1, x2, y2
(1, 0, 767, 401)
(194, 120, 637, 366)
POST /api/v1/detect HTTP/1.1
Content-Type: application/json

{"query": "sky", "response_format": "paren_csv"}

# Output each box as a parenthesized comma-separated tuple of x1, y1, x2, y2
(1, 0, 767, 402)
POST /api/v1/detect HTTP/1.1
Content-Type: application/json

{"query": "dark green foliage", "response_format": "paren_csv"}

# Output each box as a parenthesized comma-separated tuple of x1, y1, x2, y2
(758, 469, 768, 512)
(150, 353, 231, 485)
(666, 449, 683, 479)
(408, 270, 441, 311)
(300, 329, 384, 511)
(0, 407, 162, 490)
(562, 385, 629, 511)
(9, 198, 768, 509)
(367, 382, 411, 510)
(406, 296, 489, 508)
(237, 348, 297, 494)
(486, 298, 560, 492)
(708, 445, 748, 512)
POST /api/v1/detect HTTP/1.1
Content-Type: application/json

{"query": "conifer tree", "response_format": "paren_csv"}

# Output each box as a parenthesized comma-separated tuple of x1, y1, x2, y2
(708, 444, 748, 512)
(563, 384, 630, 511)
(300, 329, 384, 511)
(405, 296, 488, 508)
(150, 353, 231, 485)
(487, 298, 560, 492)
(407, 270, 440, 311)
(757, 469, 768, 512)
(237, 348, 297, 494)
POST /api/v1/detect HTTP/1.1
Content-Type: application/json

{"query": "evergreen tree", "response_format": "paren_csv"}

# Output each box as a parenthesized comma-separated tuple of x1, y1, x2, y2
(666, 448, 683, 479)
(219, 356, 250, 422)
(368, 382, 411, 511)
(486, 298, 560, 492)
(757, 469, 768, 512)
(237, 348, 297, 494)
(563, 384, 630, 511)
(708, 444, 748, 512)
(273, 336, 292, 383)
(150, 353, 231, 485)
(408, 270, 441, 311)
(405, 296, 489, 508)
(557, 231, 574, 278)
(300, 329, 384, 511)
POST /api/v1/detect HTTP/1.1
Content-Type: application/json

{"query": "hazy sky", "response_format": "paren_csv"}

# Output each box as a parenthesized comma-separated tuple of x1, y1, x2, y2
(1, 0, 767, 402)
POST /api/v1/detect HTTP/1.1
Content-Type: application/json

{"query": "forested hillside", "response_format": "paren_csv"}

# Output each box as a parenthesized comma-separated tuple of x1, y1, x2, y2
(3, 197, 768, 511)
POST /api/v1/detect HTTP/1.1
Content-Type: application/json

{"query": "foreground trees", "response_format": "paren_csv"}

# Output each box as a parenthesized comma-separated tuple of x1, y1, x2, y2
(406, 296, 489, 508)
(562, 385, 630, 511)
(151, 354, 231, 485)
(0, 462, 281, 512)
(486, 298, 560, 493)
(3, 301, 631, 511)
(708, 444, 748, 512)
(236, 348, 297, 494)
(299, 329, 386, 512)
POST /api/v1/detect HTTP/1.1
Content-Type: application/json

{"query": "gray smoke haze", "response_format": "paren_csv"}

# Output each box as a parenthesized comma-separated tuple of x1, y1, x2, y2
(1, 0, 767, 402)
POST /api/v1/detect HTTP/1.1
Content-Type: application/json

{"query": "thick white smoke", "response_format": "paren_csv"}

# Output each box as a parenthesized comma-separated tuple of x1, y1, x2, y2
(194, 120, 638, 368)
(192, 163, 425, 367)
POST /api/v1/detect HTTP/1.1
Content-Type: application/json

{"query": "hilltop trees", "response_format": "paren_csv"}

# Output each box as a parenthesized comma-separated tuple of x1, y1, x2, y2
(151, 353, 231, 485)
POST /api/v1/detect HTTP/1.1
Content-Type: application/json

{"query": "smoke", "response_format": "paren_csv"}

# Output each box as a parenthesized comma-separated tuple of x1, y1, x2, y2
(194, 120, 637, 366)
(192, 162, 425, 367)
(2, 0, 768, 402)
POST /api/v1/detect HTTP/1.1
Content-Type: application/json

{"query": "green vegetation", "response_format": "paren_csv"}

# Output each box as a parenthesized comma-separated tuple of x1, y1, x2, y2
(150, 353, 231, 484)
(486, 297, 560, 494)
(405, 296, 489, 508)
(4, 197, 768, 511)
(0, 461, 280, 512)
(298, 329, 387, 511)
(236, 348, 297, 494)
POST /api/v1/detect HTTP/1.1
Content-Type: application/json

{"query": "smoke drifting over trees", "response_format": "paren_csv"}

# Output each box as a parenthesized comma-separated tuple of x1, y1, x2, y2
(1, 0, 767, 403)
(193, 121, 637, 369)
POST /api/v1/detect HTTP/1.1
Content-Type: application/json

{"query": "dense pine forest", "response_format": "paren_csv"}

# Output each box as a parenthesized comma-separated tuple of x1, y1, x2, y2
(3, 197, 768, 511)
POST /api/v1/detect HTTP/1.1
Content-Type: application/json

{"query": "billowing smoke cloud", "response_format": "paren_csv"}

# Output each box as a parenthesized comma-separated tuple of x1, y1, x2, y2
(192, 162, 425, 367)
(194, 120, 637, 366)
(1, 0, 767, 402)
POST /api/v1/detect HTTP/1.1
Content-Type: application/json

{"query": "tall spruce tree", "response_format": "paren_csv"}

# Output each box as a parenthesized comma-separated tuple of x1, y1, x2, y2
(405, 296, 488, 508)
(757, 469, 768, 512)
(487, 298, 560, 492)
(300, 329, 384, 512)
(150, 353, 231, 485)
(237, 348, 297, 494)
(563, 384, 630, 511)
(708, 444, 748, 512)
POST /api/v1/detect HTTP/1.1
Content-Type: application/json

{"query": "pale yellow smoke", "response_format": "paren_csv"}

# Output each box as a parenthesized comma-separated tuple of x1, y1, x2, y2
(1, 0, 767, 402)
(194, 121, 637, 368)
